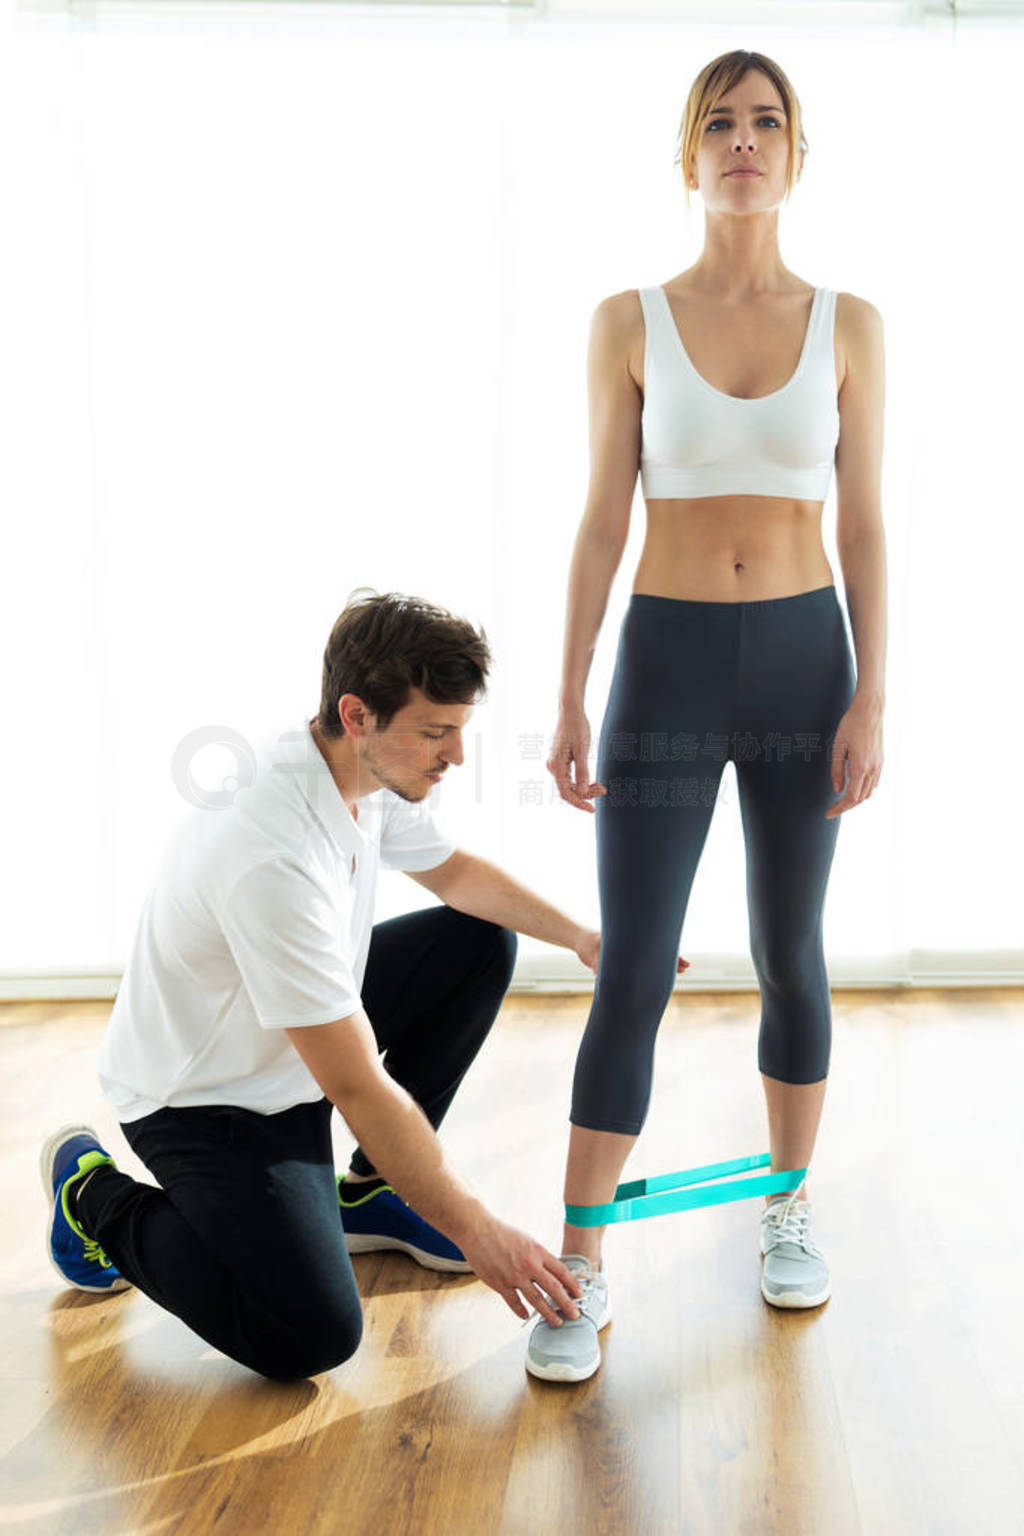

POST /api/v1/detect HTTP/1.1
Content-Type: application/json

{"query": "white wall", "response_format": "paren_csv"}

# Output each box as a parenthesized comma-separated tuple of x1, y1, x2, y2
(2, 3, 1021, 991)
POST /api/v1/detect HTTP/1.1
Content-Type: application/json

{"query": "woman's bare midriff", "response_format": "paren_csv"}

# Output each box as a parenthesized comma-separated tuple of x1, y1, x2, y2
(632, 496, 835, 603)
(627, 278, 845, 604)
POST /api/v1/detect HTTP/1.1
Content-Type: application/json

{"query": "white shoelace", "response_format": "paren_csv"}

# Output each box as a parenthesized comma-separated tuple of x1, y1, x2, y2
(763, 1198, 823, 1256)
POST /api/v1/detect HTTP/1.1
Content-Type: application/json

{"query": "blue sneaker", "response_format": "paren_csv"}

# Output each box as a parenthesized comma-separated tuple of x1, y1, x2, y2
(338, 1177, 472, 1273)
(40, 1124, 132, 1293)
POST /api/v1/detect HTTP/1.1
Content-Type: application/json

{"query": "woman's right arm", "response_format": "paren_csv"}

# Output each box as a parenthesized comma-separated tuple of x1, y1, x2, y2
(549, 290, 643, 812)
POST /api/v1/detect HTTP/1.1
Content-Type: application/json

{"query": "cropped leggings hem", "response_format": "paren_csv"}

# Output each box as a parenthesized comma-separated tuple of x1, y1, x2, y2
(568, 1111, 650, 1137)
(568, 1071, 832, 1138)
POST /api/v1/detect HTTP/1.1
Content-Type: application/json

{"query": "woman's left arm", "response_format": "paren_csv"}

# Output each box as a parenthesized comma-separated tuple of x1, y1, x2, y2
(828, 294, 887, 819)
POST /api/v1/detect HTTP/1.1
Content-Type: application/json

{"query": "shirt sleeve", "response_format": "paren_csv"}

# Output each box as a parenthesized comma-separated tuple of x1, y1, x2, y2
(379, 789, 458, 872)
(219, 858, 362, 1029)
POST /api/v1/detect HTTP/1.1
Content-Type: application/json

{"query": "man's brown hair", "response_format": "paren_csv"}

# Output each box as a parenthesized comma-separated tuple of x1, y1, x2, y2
(317, 588, 491, 738)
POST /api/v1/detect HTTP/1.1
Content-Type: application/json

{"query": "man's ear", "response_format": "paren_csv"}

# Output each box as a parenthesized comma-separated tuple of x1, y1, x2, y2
(338, 693, 373, 739)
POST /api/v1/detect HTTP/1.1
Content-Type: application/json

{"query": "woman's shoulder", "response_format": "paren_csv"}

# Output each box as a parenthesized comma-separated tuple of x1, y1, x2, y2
(591, 286, 649, 323)
(835, 289, 883, 325)
(587, 289, 648, 359)
(833, 291, 885, 398)
(834, 291, 885, 371)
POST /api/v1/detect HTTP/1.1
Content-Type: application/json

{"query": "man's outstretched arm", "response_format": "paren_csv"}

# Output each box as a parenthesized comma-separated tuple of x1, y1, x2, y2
(408, 849, 689, 980)
(407, 850, 593, 959)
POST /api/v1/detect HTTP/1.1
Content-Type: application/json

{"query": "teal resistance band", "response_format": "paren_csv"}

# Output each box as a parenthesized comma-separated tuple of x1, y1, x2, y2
(564, 1152, 808, 1228)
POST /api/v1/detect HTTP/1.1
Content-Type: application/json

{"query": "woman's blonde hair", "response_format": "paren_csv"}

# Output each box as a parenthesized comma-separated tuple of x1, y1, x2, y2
(673, 49, 809, 212)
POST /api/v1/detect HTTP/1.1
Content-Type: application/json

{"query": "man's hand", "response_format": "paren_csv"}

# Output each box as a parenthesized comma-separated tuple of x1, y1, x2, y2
(574, 928, 601, 971)
(456, 1213, 586, 1328)
(573, 927, 689, 978)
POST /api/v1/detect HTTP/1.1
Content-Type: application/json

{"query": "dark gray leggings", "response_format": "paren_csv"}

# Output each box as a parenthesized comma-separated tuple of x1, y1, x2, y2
(570, 584, 857, 1136)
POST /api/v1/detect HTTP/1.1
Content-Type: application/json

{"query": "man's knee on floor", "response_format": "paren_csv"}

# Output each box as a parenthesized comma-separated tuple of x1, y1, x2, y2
(257, 1306, 364, 1383)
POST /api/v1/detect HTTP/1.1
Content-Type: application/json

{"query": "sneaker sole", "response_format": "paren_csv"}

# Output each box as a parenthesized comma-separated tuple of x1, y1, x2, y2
(761, 1279, 831, 1308)
(39, 1123, 132, 1294)
(524, 1297, 613, 1383)
(343, 1232, 473, 1273)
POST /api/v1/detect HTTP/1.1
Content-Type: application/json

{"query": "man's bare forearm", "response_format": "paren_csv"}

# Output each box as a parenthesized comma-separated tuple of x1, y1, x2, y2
(438, 853, 585, 951)
(338, 1071, 487, 1247)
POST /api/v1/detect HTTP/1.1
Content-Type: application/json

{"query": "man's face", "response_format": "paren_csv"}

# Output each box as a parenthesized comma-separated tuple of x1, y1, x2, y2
(361, 686, 473, 803)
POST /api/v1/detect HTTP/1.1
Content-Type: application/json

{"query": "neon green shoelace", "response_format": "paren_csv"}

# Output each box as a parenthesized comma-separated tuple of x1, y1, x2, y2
(81, 1235, 116, 1270)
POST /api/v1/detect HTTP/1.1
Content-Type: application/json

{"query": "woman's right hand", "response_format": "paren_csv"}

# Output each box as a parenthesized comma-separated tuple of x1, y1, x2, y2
(457, 1213, 585, 1328)
(547, 708, 607, 813)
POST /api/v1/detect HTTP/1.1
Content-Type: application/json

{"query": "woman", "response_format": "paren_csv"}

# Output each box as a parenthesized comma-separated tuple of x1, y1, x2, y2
(529, 48, 886, 1383)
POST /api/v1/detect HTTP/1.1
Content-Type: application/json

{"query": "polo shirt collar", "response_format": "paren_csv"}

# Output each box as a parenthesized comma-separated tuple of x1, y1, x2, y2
(268, 719, 373, 858)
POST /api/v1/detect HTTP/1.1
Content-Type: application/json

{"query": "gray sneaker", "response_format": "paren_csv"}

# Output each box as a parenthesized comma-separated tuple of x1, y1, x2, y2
(525, 1253, 611, 1383)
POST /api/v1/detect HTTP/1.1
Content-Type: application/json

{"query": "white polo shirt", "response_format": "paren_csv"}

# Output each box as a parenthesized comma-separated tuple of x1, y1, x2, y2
(97, 717, 458, 1121)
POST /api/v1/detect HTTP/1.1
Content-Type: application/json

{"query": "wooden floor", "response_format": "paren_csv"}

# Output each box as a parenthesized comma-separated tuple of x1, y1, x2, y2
(1, 989, 1022, 1535)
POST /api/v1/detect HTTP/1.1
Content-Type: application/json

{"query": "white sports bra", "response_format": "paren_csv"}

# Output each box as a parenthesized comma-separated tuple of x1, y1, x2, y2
(637, 285, 840, 502)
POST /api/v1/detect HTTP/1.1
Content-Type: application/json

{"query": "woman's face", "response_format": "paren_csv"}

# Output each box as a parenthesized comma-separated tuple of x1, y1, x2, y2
(688, 68, 802, 211)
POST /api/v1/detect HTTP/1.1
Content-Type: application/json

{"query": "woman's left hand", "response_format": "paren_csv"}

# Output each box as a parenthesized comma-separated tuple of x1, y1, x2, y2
(826, 696, 884, 818)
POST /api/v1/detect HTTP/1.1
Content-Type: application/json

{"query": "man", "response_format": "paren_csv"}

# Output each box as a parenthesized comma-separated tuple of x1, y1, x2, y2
(41, 589, 600, 1381)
